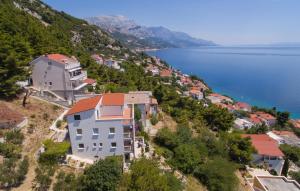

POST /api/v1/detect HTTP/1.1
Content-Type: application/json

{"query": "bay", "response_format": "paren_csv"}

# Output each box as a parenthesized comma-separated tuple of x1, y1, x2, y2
(147, 46, 300, 119)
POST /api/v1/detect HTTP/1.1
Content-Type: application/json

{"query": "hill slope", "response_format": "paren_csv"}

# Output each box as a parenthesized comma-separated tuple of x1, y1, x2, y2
(86, 15, 216, 50)
(0, 0, 136, 98)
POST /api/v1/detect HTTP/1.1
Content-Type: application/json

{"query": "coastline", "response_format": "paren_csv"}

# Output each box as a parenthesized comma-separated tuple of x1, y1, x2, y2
(146, 47, 300, 119)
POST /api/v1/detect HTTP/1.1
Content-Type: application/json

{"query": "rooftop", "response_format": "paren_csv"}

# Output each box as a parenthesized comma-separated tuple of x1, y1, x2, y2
(242, 134, 284, 157)
(66, 95, 101, 115)
(125, 92, 150, 104)
(255, 176, 300, 191)
(101, 93, 124, 106)
(83, 78, 96, 85)
(256, 112, 276, 120)
(45, 54, 78, 65)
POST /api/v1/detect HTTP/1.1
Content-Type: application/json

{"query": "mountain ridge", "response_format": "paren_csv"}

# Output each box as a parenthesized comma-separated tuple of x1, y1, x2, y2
(86, 15, 216, 50)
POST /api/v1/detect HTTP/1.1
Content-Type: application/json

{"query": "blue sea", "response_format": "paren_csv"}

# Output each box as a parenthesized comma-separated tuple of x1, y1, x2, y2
(147, 46, 300, 119)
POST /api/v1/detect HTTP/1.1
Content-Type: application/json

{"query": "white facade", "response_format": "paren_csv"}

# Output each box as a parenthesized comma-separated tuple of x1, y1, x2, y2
(234, 118, 254, 130)
(252, 154, 284, 175)
(67, 97, 135, 161)
(30, 55, 89, 102)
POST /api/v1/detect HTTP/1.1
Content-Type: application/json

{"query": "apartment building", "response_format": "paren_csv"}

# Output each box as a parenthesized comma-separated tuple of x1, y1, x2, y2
(30, 54, 96, 102)
(243, 134, 285, 175)
(66, 93, 136, 161)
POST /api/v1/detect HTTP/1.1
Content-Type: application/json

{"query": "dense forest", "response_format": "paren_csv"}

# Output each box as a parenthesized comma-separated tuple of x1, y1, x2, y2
(0, 0, 255, 190)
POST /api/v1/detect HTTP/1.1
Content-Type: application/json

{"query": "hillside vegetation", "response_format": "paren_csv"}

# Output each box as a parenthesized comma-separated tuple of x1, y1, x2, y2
(0, 1, 251, 190)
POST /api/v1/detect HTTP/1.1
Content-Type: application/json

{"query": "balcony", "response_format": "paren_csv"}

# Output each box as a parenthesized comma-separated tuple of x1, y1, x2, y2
(124, 145, 132, 153)
(123, 132, 132, 139)
(70, 70, 87, 81)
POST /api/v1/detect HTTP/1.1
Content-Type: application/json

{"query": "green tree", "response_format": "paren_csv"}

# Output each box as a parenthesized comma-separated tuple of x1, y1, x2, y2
(194, 158, 238, 191)
(277, 111, 290, 127)
(134, 105, 142, 121)
(172, 144, 202, 174)
(203, 105, 234, 131)
(53, 171, 79, 191)
(81, 156, 123, 191)
(121, 158, 180, 191)
(39, 140, 70, 165)
(226, 134, 254, 164)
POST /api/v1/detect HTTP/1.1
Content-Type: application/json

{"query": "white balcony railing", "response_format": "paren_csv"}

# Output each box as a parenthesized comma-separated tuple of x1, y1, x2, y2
(124, 146, 132, 152)
(123, 132, 132, 139)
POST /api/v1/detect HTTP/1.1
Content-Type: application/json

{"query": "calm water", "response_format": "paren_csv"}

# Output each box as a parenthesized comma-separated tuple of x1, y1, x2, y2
(147, 46, 300, 119)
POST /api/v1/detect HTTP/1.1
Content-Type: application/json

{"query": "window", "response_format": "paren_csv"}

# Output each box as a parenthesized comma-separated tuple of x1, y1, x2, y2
(93, 143, 97, 148)
(76, 129, 82, 136)
(78, 143, 84, 149)
(111, 142, 117, 148)
(109, 127, 115, 134)
(92, 128, 99, 135)
(99, 143, 103, 148)
(49, 82, 52, 86)
(74, 115, 81, 120)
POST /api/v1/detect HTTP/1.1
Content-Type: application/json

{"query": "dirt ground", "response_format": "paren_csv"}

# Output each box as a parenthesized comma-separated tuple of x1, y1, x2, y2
(184, 176, 207, 191)
(235, 170, 253, 191)
(1, 97, 64, 191)
(152, 111, 177, 132)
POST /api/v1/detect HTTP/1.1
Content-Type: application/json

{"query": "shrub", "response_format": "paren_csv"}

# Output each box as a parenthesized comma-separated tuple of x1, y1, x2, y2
(150, 114, 158, 125)
(56, 120, 62, 128)
(81, 156, 122, 191)
(39, 140, 70, 165)
(4, 130, 24, 145)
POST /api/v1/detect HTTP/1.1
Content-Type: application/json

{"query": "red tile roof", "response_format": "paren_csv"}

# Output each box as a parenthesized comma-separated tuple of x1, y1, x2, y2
(46, 54, 77, 64)
(255, 112, 276, 120)
(101, 93, 125, 106)
(66, 96, 101, 115)
(249, 114, 263, 124)
(160, 69, 172, 77)
(242, 134, 284, 157)
(84, 78, 96, 85)
(235, 102, 251, 110)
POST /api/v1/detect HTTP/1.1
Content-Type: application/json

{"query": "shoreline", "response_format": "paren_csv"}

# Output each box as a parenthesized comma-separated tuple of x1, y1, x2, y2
(146, 48, 300, 120)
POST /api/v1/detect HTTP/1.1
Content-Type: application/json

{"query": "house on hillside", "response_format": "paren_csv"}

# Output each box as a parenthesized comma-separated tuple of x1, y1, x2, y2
(242, 134, 285, 175)
(255, 112, 276, 126)
(189, 89, 204, 100)
(234, 118, 254, 130)
(206, 93, 233, 104)
(30, 54, 96, 103)
(252, 176, 300, 191)
(267, 130, 300, 146)
(160, 69, 172, 78)
(91, 54, 104, 65)
(234, 102, 252, 112)
(248, 112, 276, 127)
(66, 93, 135, 161)
(125, 91, 158, 126)
(104, 59, 120, 70)
(66, 92, 157, 161)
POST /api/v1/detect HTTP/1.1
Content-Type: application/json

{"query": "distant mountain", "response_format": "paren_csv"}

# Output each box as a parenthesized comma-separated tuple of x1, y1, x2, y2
(86, 15, 216, 50)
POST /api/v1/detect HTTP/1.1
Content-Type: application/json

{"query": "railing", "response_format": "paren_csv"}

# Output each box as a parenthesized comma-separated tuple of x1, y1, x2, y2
(124, 146, 132, 152)
(123, 132, 132, 139)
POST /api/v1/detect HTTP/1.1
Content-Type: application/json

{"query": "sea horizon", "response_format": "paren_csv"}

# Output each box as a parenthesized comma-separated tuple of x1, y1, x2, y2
(147, 46, 300, 119)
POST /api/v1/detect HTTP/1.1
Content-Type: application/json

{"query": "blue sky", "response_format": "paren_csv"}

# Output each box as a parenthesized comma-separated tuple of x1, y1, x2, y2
(43, 0, 300, 45)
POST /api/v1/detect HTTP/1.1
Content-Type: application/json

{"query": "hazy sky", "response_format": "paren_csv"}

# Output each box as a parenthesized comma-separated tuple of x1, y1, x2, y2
(43, 0, 300, 45)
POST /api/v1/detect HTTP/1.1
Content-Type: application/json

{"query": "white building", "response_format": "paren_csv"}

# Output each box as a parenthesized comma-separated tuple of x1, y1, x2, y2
(30, 54, 96, 103)
(234, 118, 254, 130)
(66, 92, 158, 161)
(243, 134, 285, 175)
(66, 93, 135, 161)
